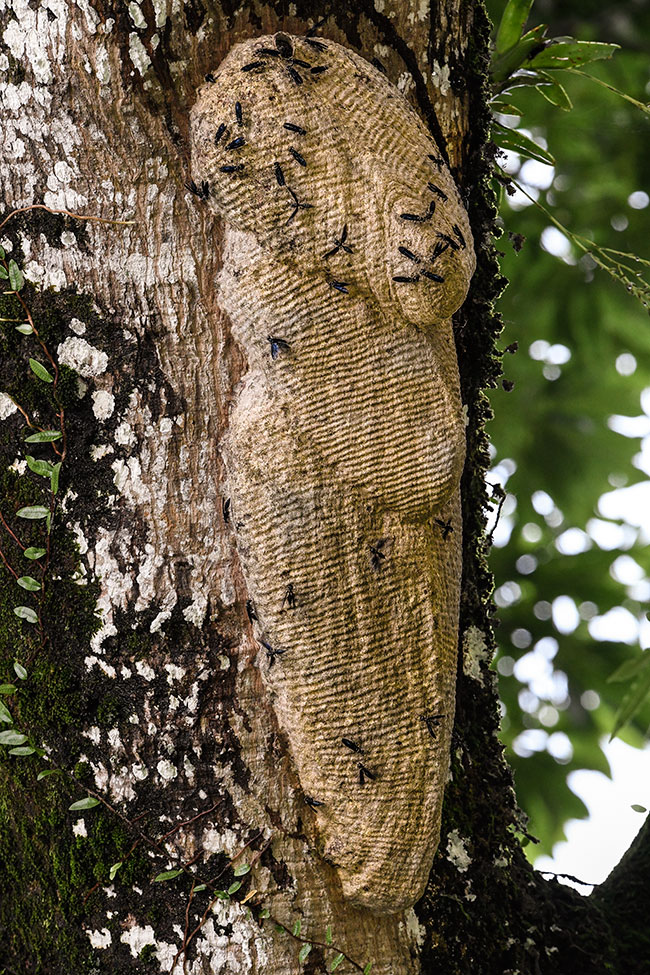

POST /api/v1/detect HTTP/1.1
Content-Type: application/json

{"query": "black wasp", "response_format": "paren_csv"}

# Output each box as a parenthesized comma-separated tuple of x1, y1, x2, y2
(435, 518, 453, 540)
(305, 795, 325, 809)
(286, 187, 314, 225)
(421, 713, 444, 738)
(267, 336, 290, 359)
(324, 224, 353, 259)
(400, 199, 435, 223)
(289, 147, 307, 167)
(358, 762, 376, 785)
(246, 600, 258, 623)
(342, 737, 362, 753)
(222, 498, 231, 523)
(260, 639, 288, 667)
(282, 583, 297, 609)
(185, 179, 210, 200)
(329, 280, 349, 294)
(257, 34, 315, 86)
(370, 540, 387, 571)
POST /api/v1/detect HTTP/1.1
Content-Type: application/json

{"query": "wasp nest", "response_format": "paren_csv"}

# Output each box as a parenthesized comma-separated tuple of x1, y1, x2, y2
(191, 32, 475, 915)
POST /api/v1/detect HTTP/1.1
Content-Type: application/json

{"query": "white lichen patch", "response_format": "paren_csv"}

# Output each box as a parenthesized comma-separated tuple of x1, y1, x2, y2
(69, 317, 87, 335)
(112, 456, 151, 506)
(121, 923, 156, 958)
(155, 941, 181, 972)
(201, 826, 238, 856)
(156, 758, 177, 782)
(73, 818, 88, 838)
(92, 389, 115, 420)
(57, 336, 108, 378)
(404, 906, 426, 948)
(430, 59, 451, 96)
(164, 664, 185, 684)
(446, 829, 472, 873)
(463, 626, 490, 684)
(89, 443, 114, 461)
(8, 458, 26, 475)
(84, 655, 117, 678)
(0, 392, 17, 420)
(182, 594, 207, 627)
(150, 610, 171, 633)
(87, 927, 112, 949)
(135, 660, 156, 681)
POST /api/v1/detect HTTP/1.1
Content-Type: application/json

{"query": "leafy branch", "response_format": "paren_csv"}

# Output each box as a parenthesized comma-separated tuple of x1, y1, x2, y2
(497, 169, 650, 311)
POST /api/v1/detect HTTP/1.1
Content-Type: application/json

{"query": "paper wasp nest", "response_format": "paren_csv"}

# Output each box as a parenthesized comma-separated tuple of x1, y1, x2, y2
(191, 33, 475, 915)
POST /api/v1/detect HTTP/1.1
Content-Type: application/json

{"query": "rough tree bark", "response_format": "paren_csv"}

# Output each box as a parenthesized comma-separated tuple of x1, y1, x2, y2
(0, 2, 647, 974)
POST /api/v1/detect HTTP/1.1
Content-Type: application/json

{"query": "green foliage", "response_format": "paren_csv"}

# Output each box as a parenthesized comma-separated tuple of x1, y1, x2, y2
(486, 0, 650, 855)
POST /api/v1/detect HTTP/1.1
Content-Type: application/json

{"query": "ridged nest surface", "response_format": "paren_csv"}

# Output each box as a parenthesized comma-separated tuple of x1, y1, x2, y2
(191, 32, 475, 914)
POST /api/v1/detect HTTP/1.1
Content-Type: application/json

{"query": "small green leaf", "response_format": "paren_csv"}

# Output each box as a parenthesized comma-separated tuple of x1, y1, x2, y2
(611, 667, 650, 739)
(0, 702, 12, 723)
(24, 547, 46, 560)
(8, 259, 24, 292)
(37, 769, 60, 780)
(535, 71, 573, 110)
(228, 881, 242, 895)
(14, 661, 28, 679)
(25, 430, 62, 443)
(17, 576, 41, 592)
(15, 323, 32, 334)
(0, 684, 17, 695)
(9, 745, 35, 756)
(233, 863, 251, 877)
(193, 884, 207, 892)
(259, 908, 270, 919)
(0, 267, 7, 279)
(491, 24, 547, 85)
(528, 40, 619, 71)
(329, 953, 344, 972)
(16, 505, 49, 519)
(490, 100, 523, 117)
(50, 462, 61, 495)
(363, 963, 373, 974)
(293, 920, 301, 937)
(0, 245, 4, 259)
(631, 804, 647, 813)
(298, 944, 312, 963)
(109, 862, 122, 880)
(274, 924, 284, 933)
(493, 123, 556, 165)
(0, 730, 28, 746)
(326, 925, 332, 945)
(29, 358, 54, 383)
(608, 651, 650, 683)
(69, 797, 100, 811)
(26, 455, 54, 477)
(13, 606, 38, 624)
(153, 868, 183, 882)
(216, 890, 230, 900)
(494, 0, 534, 56)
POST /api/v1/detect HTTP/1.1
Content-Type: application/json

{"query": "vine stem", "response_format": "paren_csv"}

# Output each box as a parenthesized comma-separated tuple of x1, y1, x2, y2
(0, 543, 18, 579)
(0, 509, 25, 550)
(0, 203, 135, 234)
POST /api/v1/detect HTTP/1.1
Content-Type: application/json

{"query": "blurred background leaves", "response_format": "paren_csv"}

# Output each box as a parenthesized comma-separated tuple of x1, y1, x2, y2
(485, 0, 650, 856)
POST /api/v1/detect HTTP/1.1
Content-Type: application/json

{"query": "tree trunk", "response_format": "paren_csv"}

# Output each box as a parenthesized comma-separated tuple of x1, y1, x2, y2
(0, 2, 647, 974)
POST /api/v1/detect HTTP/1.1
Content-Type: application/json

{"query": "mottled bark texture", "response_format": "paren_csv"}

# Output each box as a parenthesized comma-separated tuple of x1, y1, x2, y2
(0, 2, 647, 974)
